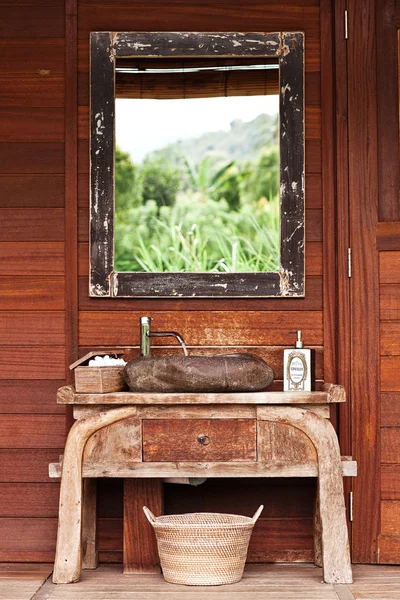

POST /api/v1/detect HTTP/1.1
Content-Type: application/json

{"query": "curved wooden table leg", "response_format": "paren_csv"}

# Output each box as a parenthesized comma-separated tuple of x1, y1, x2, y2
(258, 406, 352, 584)
(53, 407, 138, 584)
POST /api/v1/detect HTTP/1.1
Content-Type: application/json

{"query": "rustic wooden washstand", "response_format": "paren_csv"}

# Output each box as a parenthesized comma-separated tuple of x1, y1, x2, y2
(50, 383, 356, 585)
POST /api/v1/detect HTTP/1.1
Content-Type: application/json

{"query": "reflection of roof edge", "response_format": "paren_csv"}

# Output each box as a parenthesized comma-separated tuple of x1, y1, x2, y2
(116, 64, 280, 74)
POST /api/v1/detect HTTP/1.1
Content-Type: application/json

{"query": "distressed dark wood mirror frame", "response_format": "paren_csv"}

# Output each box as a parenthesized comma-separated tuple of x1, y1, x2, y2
(90, 31, 304, 298)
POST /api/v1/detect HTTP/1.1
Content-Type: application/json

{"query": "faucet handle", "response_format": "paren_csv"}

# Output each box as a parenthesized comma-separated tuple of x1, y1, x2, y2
(140, 316, 152, 356)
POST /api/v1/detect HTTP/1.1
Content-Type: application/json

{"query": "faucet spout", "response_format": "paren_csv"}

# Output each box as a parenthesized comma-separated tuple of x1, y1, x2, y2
(149, 331, 188, 356)
(140, 316, 188, 356)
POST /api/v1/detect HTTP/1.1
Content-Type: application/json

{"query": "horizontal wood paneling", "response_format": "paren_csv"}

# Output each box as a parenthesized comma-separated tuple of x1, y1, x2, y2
(380, 252, 400, 284)
(0, 75, 64, 107)
(0, 277, 65, 310)
(0, 415, 66, 448)
(0, 8, 64, 38)
(250, 518, 313, 553)
(79, 311, 323, 347)
(0, 483, 60, 517)
(378, 535, 400, 564)
(381, 393, 400, 427)
(381, 501, 400, 535)
(0, 39, 64, 72)
(0, 518, 57, 557)
(306, 243, 323, 276)
(80, 0, 320, 5)
(0, 312, 65, 345)
(0, 347, 65, 379)
(0, 380, 65, 414)
(78, 276, 323, 311)
(305, 174, 322, 209)
(0, 176, 64, 208)
(306, 140, 321, 174)
(0, 0, 67, 565)
(0, 243, 65, 275)
(0, 449, 64, 482)
(381, 357, 400, 391)
(78, 4, 319, 42)
(380, 285, 400, 321)
(381, 465, 400, 500)
(0, 209, 64, 242)
(380, 324, 400, 356)
(0, 0, 65, 5)
(0, 108, 64, 142)
(381, 428, 400, 463)
(0, 143, 64, 174)
(377, 222, 400, 251)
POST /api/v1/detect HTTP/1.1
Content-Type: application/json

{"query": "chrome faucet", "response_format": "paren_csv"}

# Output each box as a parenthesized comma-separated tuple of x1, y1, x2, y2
(140, 316, 188, 357)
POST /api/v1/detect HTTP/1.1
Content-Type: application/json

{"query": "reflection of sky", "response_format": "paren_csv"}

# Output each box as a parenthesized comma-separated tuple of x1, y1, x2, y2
(116, 95, 279, 163)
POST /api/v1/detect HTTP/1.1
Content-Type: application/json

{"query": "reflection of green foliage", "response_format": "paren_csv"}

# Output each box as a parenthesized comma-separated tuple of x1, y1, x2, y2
(184, 156, 245, 211)
(115, 194, 279, 273)
(114, 130, 280, 272)
(141, 157, 181, 208)
(243, 146, 279, 203)
(115, 146, 140, 212)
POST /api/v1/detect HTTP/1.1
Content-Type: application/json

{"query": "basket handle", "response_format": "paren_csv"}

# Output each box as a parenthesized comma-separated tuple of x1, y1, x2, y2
(143, 506, 157, 524)
(251, 505, 264, 524)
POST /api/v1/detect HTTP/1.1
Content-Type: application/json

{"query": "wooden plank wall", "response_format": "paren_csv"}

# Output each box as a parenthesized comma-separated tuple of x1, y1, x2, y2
(0, 0, 332, 563)
(374, 0, 400, 564)
(0, 0, 67, 560)
(77, 0, 325, 564)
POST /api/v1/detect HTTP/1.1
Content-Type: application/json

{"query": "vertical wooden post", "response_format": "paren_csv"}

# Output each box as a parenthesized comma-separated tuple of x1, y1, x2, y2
(123, 479, 163, 574)
(347, 0, 380, 563)
(82, 479, 98, 570)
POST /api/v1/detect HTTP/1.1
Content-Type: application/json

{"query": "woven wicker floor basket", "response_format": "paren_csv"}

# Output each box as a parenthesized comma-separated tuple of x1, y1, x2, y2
(143, 505, 263, 586)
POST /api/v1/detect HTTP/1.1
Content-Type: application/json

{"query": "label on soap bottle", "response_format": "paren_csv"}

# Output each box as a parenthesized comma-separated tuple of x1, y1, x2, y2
(284, 349, 311, 391)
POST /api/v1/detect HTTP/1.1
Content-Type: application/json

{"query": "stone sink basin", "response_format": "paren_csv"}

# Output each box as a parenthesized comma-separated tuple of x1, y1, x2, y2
(123, 353, 274, 393)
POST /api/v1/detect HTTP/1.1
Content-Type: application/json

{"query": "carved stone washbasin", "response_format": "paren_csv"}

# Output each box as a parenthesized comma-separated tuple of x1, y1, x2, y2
(123, 353, 274, 393)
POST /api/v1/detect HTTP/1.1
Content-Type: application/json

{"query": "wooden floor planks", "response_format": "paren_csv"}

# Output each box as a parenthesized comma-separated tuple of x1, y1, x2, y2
(0, 564, 52, 600)
(1, 564, 400, 600)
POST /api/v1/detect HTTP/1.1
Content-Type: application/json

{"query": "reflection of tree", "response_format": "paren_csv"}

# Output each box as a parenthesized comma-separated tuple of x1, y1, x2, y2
(243, 147, 279, 204)
(115, 147, 140, 213)
(183, 155, 234, 200)
(141, 156, 181, 208)
(114, 132, 280, 273)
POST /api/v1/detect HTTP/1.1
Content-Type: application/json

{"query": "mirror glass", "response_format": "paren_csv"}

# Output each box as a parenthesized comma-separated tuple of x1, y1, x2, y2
(90, 32, 304, 298)
(114, 58, 279, 274)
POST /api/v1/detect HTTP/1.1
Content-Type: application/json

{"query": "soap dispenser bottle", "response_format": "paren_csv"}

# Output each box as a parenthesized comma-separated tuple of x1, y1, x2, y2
(283, 330, 313, 391)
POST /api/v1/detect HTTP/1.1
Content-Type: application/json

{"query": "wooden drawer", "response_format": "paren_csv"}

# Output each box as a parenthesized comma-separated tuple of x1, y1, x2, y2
(142, 419, 257, 462)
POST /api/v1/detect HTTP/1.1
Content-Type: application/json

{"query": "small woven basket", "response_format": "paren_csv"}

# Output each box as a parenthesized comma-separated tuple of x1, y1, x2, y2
(143, 504, 263, 586)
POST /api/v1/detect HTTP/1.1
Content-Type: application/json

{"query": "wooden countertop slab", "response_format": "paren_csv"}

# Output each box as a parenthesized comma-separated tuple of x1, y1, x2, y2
(57, 383, 345, 405)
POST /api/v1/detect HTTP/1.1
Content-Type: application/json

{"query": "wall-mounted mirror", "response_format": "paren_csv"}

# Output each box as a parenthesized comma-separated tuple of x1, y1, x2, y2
(90, 32, 304, 297)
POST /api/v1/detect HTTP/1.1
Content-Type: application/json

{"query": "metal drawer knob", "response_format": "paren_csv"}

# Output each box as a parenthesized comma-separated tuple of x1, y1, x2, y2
(197, 434, 210, 446)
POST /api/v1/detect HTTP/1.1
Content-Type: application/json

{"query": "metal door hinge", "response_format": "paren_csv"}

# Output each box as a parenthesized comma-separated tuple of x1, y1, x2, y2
(344, 10, 349, 39)
(348, 248, 352, 278)
(349, 491, 353, 521)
